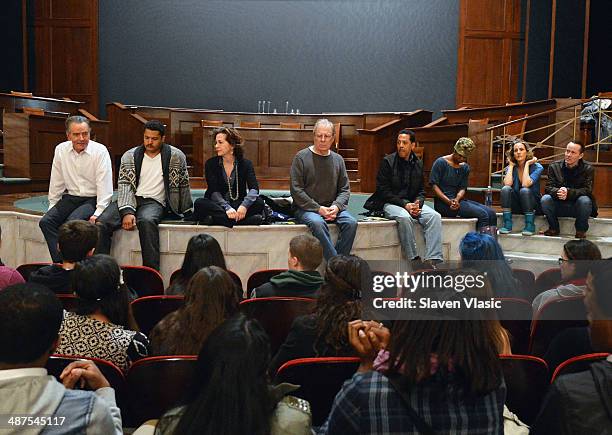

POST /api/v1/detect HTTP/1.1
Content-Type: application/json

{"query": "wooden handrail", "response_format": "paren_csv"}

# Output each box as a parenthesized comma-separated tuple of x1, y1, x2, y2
(485, 98, 592, 131)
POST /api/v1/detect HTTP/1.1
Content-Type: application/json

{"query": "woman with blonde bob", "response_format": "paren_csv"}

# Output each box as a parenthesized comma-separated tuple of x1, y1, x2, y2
(499, 140, 544, 236)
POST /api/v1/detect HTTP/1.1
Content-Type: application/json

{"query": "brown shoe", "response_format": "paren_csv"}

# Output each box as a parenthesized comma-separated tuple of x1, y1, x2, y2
(575, 231, 587, 239)
(540, 228, 560, 236)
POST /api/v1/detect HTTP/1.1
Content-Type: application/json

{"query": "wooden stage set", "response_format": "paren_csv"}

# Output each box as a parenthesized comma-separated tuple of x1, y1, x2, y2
(1, 92, 611, 287)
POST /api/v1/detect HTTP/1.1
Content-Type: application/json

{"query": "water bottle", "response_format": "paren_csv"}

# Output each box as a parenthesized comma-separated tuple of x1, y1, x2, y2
(485, 185, 493, 208)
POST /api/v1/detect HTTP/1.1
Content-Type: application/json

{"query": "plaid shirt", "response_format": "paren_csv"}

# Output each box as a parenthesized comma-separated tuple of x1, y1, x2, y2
(317, 370, 505, 435)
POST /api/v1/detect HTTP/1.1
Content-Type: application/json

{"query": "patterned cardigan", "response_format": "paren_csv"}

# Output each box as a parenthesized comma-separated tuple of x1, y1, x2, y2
(117, 144, 193, 217)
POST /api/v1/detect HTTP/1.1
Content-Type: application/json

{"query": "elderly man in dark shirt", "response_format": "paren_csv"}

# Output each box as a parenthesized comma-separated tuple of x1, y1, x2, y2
(540, 141, 598, 238)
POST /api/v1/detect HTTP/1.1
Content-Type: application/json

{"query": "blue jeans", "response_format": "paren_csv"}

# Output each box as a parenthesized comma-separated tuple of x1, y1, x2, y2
(39, 194, 96, 262)
(435, 199, 497, 229)
(500, 186, 542, 214)
(294, 208, 357, 260)
(383, 203, 443, 261)
(540, 194, 593, 232)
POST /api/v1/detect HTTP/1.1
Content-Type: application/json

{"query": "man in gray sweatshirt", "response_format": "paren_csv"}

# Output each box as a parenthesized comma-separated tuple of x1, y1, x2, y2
(0, 283, 122, 434)
(290, 119, 357, 260)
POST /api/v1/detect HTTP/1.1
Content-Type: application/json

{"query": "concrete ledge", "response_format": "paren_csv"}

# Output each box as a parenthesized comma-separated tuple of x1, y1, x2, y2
(0, 211, 476, 287)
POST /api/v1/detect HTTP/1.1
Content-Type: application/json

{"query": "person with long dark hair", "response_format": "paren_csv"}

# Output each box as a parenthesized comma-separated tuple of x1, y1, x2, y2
(319, 272, 508, 434)
(150, 313, 312, 434)
(150, 266, 239, 355)
(165, 234, 227, 295)
(269, 255, 370, 374)
(193, 127, 264, 226)
(532, 238, 601, 313)
(55, 254, 149, 372)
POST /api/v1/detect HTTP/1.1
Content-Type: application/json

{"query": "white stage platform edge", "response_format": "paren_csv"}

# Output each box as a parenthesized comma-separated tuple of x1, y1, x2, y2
(0, 211, 477, 288)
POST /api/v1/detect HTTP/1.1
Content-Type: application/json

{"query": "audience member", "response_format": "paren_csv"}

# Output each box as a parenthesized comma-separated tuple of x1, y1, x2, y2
(149, 266, 240, 355)
(270, 255, 370, 375)
(55, 255, 149, 372)
(165, 233, 227, 295)
(29, 220, 98, 294)
(542, 257, 611, 371)
(499, 140, 544, 236)
(253, 234, 324, 298)
(193, 127, 265, 226)
(532, 239, 601, 313)
(96, 120, 193, 270)
(0, 283, 121, 433)
(39, 115, 113, 263)
(0, 224, 25, 290)
(459, 231, 524, 299)
(319, 275, 508, 434)
(142, 313, 312, 434)
(540, 140, 598, 239)
(364, 129, 443, 268)
(290, 119, 357, 260)
(532, 258, 612, 434)
(430, 137, 498, 231)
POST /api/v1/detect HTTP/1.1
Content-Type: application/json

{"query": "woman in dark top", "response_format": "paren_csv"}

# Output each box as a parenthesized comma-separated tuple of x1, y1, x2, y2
(430, 137, 497, 230)
(149, 266, 240, 355)
(193, 127, 264, 227)
(165, 233, 227, 295)
(499, 140, 544, 236)
(269, 255, 371, 376)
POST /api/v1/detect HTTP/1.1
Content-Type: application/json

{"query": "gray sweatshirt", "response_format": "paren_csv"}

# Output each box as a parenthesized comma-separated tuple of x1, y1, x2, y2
(290, 147, 350, 212)
(0, 369, 122, 435)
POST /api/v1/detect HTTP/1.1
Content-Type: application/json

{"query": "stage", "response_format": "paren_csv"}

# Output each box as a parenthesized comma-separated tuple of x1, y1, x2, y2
(1, 192, 611, 289)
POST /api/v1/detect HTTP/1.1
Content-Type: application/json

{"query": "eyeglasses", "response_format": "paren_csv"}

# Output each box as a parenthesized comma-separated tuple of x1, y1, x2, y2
(558, 257, 571, 265)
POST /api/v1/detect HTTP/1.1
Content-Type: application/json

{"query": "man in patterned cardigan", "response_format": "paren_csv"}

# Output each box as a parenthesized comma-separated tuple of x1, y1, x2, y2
(96, 120, 193, 270)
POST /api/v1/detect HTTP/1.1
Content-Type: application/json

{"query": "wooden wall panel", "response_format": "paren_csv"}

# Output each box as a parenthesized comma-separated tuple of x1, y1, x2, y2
(457, 0, 523, 107)
(461, 38, 505, 105)
(28, 0, 98, 114)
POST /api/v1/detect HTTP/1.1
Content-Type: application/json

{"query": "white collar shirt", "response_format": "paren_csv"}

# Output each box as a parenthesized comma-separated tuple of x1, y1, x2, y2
(47, 140, 113, 217)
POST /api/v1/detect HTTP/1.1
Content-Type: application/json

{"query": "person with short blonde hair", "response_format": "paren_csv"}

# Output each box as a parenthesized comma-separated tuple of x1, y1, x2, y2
(290, 119, 357, 260)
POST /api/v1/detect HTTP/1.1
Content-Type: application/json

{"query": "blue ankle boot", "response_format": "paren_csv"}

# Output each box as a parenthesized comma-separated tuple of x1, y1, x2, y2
(522, 212, 535, 236)
(499, 210, 513, 234)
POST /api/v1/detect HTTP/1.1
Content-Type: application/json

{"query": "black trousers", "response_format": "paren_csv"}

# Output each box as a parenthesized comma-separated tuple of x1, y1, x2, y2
(39, 194, 97, 262)
(96, 197, 166, 270)
(193, 197, 264, 227)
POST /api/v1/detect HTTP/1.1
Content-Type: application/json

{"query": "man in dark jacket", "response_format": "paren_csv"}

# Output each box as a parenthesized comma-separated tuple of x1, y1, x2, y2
(365, 129, 442, 266)
(253, 234, 324, 298)
(540, 141, 598, 238)
(29, 220, 98, 294)
(531, 258, 612, 434)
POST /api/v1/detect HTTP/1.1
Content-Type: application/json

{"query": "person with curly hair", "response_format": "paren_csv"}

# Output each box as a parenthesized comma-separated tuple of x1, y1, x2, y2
(269, 255, 370, 375)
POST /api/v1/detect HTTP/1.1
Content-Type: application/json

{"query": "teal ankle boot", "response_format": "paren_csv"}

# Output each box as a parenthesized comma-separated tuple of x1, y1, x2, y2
(522, 212, 535, 236)
(499, 210, 513, 234)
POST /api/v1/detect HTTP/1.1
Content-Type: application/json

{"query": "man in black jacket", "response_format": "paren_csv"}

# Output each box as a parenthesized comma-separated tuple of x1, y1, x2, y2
(540, 141, 598, 239)
(365, 129, 443, 266)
